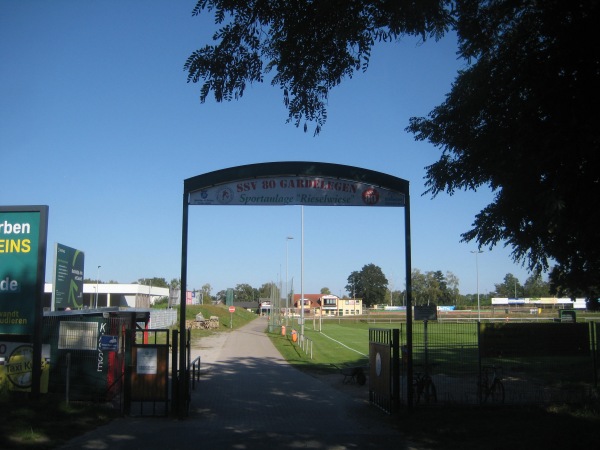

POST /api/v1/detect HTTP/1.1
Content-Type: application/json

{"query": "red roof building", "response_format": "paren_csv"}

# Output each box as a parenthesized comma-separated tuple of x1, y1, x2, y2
(292, 294, 363, 316)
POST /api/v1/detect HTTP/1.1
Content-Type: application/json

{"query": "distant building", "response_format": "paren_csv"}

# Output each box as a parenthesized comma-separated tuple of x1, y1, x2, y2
(292, 294, 363, 316)
(491, 297, 587, 309)
(44, 283, 170, 310)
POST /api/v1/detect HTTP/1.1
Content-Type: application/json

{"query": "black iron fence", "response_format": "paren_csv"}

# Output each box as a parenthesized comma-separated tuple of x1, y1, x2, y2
(371, 320, 599, 408)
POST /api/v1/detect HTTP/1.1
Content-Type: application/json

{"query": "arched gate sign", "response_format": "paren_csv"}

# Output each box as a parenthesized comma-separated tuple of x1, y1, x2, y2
(178, 161, 414, 415)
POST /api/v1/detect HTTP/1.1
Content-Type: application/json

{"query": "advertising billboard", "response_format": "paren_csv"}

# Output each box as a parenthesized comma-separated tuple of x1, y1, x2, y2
(0, 206, 48, 335)
(52, 243, 84, 310)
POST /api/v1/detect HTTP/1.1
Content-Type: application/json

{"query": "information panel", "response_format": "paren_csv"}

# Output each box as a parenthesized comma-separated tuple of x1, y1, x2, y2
(0, 207, 48, 335)
(53, 243, 85, 310)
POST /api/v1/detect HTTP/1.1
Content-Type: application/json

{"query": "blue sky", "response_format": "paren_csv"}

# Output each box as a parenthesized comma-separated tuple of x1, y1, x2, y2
(1, 1, 534, 298)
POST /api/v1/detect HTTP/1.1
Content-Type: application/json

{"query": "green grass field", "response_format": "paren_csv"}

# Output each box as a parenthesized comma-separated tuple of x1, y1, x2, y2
(273, 317, 597, 384)
(270, 318, 480, 374)
(271, 319, 389, 373)
(268, 315, 600, 450)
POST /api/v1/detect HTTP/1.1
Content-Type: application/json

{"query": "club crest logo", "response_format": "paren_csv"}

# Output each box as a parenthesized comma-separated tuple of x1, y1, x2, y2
(216, 187, 234, 204)
(362, 188, 380, 205)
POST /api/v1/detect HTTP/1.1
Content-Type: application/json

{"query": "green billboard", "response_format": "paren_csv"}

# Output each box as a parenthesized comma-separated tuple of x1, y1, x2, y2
(52, 243, 84, 310)
(0, 206, 48, 335)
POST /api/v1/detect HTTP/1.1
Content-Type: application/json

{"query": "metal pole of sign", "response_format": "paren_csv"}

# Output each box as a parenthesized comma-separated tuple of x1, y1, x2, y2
(178, 194, 189, 419)
(424, 320, 429, 367)
(65, 352, 71, 404)
(286, 236, 293, 327)
(471, 250, 483, 322)
(300, 206, 305, 339)
(404, 190, 414, 411)
(95, 265, 101, 308)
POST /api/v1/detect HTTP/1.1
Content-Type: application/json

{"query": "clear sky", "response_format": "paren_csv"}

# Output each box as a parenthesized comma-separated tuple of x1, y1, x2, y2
(1, 1, 534, 298)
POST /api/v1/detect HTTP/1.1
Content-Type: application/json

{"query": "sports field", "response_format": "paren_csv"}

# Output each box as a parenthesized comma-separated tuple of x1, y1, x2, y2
(278, 316, 479, 368)
(271, 315, 597, 406)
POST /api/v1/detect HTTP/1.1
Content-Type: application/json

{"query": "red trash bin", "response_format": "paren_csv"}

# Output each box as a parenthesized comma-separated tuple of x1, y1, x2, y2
(291, 329, 298, 342)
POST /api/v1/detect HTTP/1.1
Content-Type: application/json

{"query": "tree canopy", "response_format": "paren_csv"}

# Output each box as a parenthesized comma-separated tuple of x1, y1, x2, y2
(234, 283, 256, 302)
(493, 273, 522, 299)
(137, 277, 169, 288)
(186, 1, 600, 304)
(185, 0, 452, 134)
(346, 263, 388, 307)
(408, 1, 600, 305)
(411, 269, 460, 306)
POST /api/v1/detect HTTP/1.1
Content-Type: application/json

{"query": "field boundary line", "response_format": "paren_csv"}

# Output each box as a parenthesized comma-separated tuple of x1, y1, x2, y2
(320, 332, 368, 357)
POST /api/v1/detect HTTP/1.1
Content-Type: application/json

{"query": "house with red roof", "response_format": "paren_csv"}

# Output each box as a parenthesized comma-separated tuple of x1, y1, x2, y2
(292, 294, 363, 316)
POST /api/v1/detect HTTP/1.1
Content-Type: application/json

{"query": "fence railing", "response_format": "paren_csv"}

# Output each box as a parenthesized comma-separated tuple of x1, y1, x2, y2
(189, 356, 201, 391)
(394, 320, 599, 407)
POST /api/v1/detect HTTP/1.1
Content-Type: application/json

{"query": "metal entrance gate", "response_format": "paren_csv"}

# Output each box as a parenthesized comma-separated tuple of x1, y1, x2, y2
(369, 328, 400, 413)
(124, 329, 170, 416)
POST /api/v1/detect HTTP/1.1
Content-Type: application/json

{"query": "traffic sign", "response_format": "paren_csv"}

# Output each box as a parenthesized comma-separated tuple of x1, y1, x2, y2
(229, 306, 236, 313)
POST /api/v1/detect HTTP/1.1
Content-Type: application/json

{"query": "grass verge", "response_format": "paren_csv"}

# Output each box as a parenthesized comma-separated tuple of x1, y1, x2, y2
(0, 393, 120, 449)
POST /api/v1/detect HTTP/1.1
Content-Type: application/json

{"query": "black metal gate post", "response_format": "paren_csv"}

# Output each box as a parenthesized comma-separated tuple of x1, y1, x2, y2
(123, 329, 132, 415)
(171, 329, 179, 415)
(477, 321, 482, 405)
(404, 192, 414, 411)
(392, 328, 400, 411)
(178, 192, 189, 419)
(592, 322, 598, 388)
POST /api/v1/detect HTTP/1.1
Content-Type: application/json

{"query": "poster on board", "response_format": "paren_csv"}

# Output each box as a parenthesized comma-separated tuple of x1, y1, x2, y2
(52, 243, 84, 310)
(0, 206, 48, 335)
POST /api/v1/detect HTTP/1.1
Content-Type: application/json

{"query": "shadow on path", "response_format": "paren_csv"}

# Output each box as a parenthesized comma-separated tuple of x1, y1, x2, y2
(59, 318, 410, 450)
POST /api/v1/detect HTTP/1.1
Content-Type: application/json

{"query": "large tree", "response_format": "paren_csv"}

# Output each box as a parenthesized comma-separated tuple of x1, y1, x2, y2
(493, 273, 522, 298)
(186, 1, 600, 303)
(410, 269, 458, 305)
(346, 263, 388, 307)
(234, 283, 256, 302)
(185, 0, 452, 134)
(201, 283, 213, 304)
(445, 271, 460, 305)
(407, 1, 600, 304)
(523, 272, 550, 298)
(258, 282, 275, 299)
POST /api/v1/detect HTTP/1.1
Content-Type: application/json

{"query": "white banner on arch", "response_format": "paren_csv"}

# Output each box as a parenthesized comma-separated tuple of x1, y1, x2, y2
(188, 176, 405, 207)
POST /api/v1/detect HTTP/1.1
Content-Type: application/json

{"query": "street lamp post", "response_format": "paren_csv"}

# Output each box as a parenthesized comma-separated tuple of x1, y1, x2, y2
(300, 206, 305, 339)
(286, 236, 293, 326)
(471, 251, 483, 321)
(95, 265, 101, 309)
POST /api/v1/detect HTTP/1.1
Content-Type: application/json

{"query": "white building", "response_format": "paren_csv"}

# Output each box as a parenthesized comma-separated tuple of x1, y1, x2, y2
(44, 283, 170, 310)
(491, 297, 587, 309)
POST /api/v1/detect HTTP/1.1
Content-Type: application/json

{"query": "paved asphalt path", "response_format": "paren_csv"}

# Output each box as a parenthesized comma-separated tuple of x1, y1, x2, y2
(59, 317, 414, 450)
